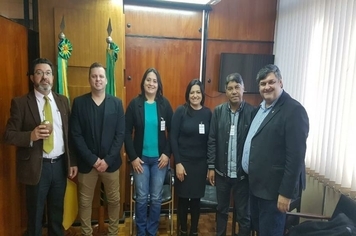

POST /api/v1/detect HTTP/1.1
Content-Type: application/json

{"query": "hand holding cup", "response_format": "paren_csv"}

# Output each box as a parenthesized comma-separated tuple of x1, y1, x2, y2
(41, 120, 53, 135)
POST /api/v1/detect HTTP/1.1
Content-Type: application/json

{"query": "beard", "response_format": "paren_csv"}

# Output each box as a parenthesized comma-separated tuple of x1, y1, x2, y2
(34, 81, 52, 93)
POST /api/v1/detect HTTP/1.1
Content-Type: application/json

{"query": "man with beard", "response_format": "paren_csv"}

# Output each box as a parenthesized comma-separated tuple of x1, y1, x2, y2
(4, 58, 78, 235)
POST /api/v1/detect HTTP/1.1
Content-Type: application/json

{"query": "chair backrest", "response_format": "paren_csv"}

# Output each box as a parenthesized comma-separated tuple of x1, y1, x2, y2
(331, 194, 356, 225)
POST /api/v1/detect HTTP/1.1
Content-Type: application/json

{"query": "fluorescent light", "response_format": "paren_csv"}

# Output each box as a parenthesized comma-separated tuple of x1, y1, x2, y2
(160, 0, 221, 5)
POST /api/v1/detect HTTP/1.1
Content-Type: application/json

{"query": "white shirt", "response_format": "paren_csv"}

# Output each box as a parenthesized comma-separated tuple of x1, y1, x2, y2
(34, 89, 64, 159)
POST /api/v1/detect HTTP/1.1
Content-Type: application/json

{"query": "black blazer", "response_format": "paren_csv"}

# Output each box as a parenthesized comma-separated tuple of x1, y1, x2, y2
(248, 91, 309, 200)
(125, 94, 173, 162)
(69, 93, 125, 173)
(4, 90, 76, 185)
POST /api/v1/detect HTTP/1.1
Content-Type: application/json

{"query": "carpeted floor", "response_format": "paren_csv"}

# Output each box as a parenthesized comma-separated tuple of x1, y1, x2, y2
(51, 212, 238, 236)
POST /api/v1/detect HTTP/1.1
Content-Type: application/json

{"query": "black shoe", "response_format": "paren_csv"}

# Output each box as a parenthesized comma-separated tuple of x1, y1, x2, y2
(189, 232, 198, 236)
(180, 230, 188, 236)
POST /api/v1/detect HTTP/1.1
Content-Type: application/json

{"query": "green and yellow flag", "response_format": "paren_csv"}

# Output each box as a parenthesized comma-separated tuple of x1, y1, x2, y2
(56, 38, 72, 99)
(56, 31, 76, 230)
(105, 41, 119, 96)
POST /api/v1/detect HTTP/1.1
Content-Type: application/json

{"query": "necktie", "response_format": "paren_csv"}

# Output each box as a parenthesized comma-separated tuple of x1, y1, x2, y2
(43, 95, 54, 153)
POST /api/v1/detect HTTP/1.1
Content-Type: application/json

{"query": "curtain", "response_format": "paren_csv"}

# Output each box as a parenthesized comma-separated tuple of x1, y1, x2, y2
(274, 0, 356, 195)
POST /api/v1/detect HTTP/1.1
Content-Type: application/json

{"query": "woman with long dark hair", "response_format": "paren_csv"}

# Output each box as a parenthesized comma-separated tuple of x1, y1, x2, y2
(171, 79, 212, 236)
(125, 68, 173, 236)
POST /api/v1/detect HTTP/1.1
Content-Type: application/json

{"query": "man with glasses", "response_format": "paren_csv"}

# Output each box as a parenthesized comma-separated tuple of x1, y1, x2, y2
(4, 58, 78, 235)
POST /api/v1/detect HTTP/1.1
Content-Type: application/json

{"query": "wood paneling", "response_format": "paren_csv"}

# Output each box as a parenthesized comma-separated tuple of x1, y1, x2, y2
(209, 0, 277, 41)
(125, 5, 202, 38)
(39, 0, 125, 100)
(0, 16, 29, 235)
(125, 37, 201, 110)
(204, 40, 274, 108)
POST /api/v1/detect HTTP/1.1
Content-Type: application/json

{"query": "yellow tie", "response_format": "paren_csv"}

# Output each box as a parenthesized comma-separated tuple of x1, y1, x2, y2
(43, 95, 54, 153)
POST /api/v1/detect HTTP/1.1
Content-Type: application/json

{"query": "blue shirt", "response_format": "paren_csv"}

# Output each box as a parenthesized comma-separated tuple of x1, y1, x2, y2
(241, 93, 282, 173)
(143, 101, 159, 157)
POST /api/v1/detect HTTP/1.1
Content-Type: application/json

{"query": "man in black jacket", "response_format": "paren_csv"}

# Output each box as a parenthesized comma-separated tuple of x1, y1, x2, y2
(207, 73, 255, 236)
(70, 62, 125, 236)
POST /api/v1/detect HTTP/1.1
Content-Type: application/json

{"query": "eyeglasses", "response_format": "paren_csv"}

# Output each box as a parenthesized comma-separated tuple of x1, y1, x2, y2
(34, 70, 52, 77)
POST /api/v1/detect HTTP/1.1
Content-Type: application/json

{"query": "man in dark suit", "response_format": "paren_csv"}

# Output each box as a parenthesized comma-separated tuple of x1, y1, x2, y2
(242, 64, 309, 236)
(69, 62, 125, 236)
(4, 58, 78, 236)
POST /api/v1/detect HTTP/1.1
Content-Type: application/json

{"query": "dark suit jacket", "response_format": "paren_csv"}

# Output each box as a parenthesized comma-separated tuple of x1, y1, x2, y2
(69, 93, 125, 173)
(248, 91, 309, 200)
(4, 90, 76, 185)
(124, 94, 173, 162)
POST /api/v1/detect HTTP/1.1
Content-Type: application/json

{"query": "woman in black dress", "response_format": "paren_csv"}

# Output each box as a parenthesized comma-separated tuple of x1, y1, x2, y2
(171, 79, 212, 236)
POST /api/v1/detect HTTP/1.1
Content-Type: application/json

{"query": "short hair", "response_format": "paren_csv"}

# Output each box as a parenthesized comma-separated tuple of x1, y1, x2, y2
(31, 58, 54, 75)
(256, 64, 282, 83)
(185, 79, 205, 106)
(225, 73, 244, 88)
(140, 68, 163, 97)
(88, 62, 105, 77)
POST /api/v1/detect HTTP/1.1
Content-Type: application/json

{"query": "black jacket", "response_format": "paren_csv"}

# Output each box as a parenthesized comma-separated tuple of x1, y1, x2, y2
(125, 94, 173, 162)
(207, 101, 255, 180)
(69, 93, 125, 173)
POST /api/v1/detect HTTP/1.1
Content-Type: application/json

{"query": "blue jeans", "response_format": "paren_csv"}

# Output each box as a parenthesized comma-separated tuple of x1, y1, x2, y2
(215, 174, 250, 236)
(250, 193, 286, 236)
(133, 156, 168, 236)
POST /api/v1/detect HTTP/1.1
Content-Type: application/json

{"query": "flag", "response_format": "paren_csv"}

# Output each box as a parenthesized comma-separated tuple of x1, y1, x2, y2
(101, 40, 119, 205)
(105, 41, 119, 96)
(62, 179, 78, 230)
(56, 38, 72, 99)
(57, 36, 77, 230)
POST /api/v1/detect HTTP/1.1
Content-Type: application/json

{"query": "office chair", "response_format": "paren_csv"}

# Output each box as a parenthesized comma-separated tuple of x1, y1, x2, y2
(129, 169, 175, 235)
(285, 194, 356, 235)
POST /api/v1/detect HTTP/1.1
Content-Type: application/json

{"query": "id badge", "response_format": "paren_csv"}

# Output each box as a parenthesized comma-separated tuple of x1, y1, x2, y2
(199, 123, 205, 134)
(160, 119, 166, 131)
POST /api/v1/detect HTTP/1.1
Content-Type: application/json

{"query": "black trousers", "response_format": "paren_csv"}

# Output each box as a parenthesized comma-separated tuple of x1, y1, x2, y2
(215, 175, 250, 236)
(26, 157, 67, 236)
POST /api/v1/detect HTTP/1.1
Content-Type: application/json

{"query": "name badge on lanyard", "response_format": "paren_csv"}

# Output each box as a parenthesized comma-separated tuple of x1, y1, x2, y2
(199, 123, 205, 134)
(160, 118, 165, 131)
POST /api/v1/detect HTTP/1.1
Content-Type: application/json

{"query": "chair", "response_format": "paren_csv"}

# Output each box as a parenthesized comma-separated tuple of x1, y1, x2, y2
(129, 169, 175, 236)
(200, 180, 218, 211)
(285, 194, 356, 235)
(284, 187, 303, 232)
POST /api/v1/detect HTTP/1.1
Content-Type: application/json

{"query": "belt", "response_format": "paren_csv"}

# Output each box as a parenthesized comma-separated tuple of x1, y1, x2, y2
(42, 155, 63, 164)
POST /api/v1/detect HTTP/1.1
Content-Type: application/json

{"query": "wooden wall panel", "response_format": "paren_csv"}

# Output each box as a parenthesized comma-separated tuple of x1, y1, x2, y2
(209, 0, 277, 41)
(39, 0, 125, 101)
(125, 37, 201, 110)
(125, 5, 202, 38)
(0, 16, 29, 235)
(204, 40, 274, 108)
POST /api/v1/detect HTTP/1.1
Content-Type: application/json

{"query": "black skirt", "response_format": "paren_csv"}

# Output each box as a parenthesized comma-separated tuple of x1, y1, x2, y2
(175, 156, 207, 198)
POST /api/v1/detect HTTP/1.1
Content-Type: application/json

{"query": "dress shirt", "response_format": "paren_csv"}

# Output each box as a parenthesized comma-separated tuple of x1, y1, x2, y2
(227, 108, 239, 178)
(242, 90, 283, 173)
(34, 90, 64, 159)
